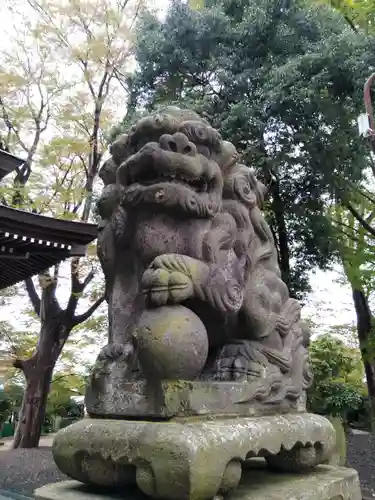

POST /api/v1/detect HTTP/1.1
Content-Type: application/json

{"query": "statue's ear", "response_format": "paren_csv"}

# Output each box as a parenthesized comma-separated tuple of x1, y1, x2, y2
(110, 133, 130, 166)
(220, 141, 240, 173)
(99, 158, 118, 186)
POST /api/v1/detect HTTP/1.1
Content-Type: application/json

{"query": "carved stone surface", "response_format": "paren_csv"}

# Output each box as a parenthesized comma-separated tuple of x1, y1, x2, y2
(86, 377, 307, 419)
(52, 414, 335, 500)
(34, 466, 362, 500)
(88, 106, 313, 417)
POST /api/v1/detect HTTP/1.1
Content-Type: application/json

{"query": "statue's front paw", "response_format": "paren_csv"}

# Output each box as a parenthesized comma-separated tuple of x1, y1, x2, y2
(97, 342, 134, 361)
(213, 342, 266, 382)
(141, 267, 193, 306)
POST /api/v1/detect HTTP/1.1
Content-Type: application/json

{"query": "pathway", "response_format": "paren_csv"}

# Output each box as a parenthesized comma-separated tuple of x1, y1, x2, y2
(0, 435, 54, 452)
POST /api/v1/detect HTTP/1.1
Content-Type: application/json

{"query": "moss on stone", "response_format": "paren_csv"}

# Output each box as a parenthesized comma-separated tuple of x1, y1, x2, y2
(326, 416, 346, 467)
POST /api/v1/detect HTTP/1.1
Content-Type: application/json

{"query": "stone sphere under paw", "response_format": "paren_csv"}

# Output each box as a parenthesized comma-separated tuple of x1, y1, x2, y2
(135, 305, 208, 380)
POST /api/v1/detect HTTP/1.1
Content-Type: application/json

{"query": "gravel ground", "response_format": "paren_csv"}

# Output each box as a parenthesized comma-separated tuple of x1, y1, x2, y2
(0, 447, 67, 496)
(347, 430, 375, 497)
(0, 432, 374, 498)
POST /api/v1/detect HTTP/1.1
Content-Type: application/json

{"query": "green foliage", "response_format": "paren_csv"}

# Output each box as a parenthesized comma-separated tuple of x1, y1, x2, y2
(315, 0, 375, 34)
(2, 383, 24, 412)
(0, 392, 11, 429)
(121, 0, 373, 297)
(308, 334, 367, 422)
(328, 199, 375, 295)
(328, 198, 375, 371)
(47, 373, 87, 417)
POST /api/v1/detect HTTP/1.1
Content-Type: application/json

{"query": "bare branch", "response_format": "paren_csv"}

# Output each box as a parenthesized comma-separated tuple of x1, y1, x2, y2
(24, 277, 41, 316)
(72, 296, 105, 326)
(1, 329, 19, 359)
(0, 97, 29, 152)
(129, 0, 142, 30)
(51, 373, 75, 384)
(70, 257, 81, 295)
(53, 264, 59, 281)
(82, 60, 97, 99)
(82, 268, 95, 291)
(78, 154, 89, 176)
(343, 14, 358, 33)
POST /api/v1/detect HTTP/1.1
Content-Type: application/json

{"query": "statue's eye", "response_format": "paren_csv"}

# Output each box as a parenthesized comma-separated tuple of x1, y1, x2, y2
(196, 144, 211, 158)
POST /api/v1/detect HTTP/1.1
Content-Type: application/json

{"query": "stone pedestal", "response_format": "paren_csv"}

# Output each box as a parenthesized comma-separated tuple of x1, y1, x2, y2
(34, 465, 361, 500)
(51, 413, 337, 500)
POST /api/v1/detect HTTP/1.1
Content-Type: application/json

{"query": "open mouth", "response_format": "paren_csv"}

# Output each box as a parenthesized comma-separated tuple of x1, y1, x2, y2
(130, 169, 211, 193)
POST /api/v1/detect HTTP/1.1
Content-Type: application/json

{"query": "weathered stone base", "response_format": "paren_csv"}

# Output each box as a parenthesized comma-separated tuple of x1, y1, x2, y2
(52, 413, 336, 500)
(34, 465, 361, 500)
(86, 376, 306, 418)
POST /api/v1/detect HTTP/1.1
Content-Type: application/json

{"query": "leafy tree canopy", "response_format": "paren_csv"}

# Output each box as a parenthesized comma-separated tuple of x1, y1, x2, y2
(122, 0, 374, 297)
(47, 373, 87, 417)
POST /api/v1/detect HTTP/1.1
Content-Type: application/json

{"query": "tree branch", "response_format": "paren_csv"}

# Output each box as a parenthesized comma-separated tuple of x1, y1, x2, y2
(13, 358, 24, 370)
(51, 373, 75, 384)
(343, 14, 358, 33)
(70, 257, 81, 294)
(0, 97, 29, 152)
(24, 277, 41, 316)
(82, 268, 95, 291)
(65, 258, 82, 318)
(72, 296, 105, 326)
(345, 201, 375, 238)
(331, 225, 361, 245)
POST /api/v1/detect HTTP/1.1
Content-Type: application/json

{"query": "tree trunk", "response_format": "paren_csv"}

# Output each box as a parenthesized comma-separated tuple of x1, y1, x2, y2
(270, 179, 291, 290)
(12, 312, 67, 449)
(352, 288, 375, 436)
(12, 363, 54, 449)
(13, 268, 104, 449)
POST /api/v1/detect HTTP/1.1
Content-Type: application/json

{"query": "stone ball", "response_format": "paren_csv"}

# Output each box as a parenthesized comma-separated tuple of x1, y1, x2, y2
(135, 305, 208, 380)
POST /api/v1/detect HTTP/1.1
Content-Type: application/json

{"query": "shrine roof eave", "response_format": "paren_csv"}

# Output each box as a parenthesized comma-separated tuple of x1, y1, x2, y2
(0, 205, 98, 245)
(0, 205, 99, 290)
(0, 150, 25, 180)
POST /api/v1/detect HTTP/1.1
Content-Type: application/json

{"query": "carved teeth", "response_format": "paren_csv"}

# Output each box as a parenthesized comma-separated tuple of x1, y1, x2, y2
(131, 169, 210, 193)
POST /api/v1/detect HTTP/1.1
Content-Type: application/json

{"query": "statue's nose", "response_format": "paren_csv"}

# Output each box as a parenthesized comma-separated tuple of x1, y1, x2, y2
(159, 133, 197, 156)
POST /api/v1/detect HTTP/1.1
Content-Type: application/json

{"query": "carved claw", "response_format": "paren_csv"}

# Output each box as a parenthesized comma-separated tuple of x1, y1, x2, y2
(213, 341, 267, 382)
(98, 342, 134, 361)
(141, 262, 194, 306)
(150, 254, 192, 275)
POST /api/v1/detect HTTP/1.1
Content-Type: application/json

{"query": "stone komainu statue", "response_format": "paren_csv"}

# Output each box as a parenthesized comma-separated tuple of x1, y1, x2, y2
(88, 106, 312, 415)
(51, 108, 339, 500)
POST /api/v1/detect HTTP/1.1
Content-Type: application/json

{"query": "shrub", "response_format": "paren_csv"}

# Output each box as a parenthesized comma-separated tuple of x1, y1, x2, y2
(307, 334, 367, 426)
